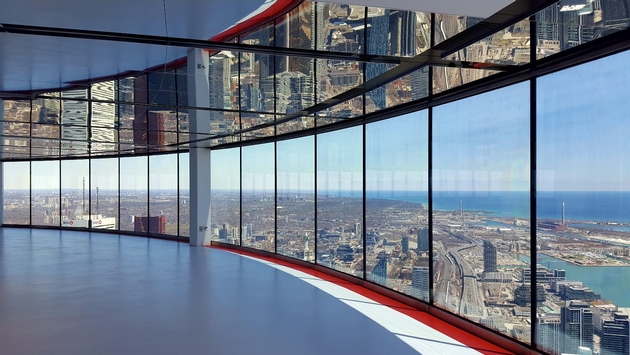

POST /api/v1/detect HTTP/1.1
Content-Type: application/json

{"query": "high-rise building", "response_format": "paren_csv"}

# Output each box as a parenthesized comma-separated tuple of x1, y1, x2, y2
(601, 312, 630, 355)
(411, 266, 429, 301)
(134, 216, 166, 235)
(484, 240, 498, 273)
(561, 301, 594, 354)
(537, 313, 561, 355)
(370, 256, 387, 286)
(401, 236, 409, 254)
(417, 227, 429, 253)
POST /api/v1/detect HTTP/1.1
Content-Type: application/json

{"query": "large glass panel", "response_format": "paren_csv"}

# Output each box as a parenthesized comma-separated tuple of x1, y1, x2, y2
(91, 81, 118, 155)
(241, 143, 275, 252)
(277, 136, 315, 261)
(60, 159, 90, 228)
(90, 157, 118, 231)
(31, 160, 60, 226)
(536, 1, 630, 60)
(210, 148, 240, 244)
(317, 126, 363, 277)
(3, 161, 30, 225)
(366, 112, 429, 299)
(119, 156, 148, 233)
(149, 154, 178, 236)
(433, 82, 530, 343)
(316, 3, 365, 53)
(240, 22, 275, 113)
(537, 50, 630, 355)
(179, 153, 190, 238)
(3, 100, 31, 122)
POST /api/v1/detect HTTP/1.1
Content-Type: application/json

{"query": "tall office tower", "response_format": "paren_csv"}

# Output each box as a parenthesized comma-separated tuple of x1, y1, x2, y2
(561, 301, 594, 354)
(401, 236, 409, 254)
(370, 256, 387, 285)
(483, 240, 498, 273)
(537, 314, 561, 355)
(219, 227, 228, 240)
(601, 312, 630, 355)
(231, 227, 239, 241)
(134, 216, 166, 235)
(208, 53, 232, 111)
(354, 222, 361, 235)
(411, 266, 430, 301)
(417, 227, 429, 253)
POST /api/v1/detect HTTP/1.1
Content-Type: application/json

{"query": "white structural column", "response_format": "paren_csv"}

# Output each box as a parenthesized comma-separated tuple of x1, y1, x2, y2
(187, 49, 212, 246)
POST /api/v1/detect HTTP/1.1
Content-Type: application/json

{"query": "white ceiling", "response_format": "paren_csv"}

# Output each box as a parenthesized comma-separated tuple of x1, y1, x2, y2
(0, 0, 512, 93)
(0, 0, 273, 92)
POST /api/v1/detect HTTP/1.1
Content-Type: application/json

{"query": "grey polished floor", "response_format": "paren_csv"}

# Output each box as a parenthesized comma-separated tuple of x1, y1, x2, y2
(0, 228, 434, 355)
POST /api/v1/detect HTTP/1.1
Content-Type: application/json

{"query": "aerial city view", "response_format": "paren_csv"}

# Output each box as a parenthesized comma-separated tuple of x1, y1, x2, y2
(4, 1, 630, 355)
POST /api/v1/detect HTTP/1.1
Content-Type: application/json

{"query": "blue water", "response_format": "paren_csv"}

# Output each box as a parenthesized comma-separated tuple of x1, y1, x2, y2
(365, 190, 630, 223)
(521, 254, 630, 307)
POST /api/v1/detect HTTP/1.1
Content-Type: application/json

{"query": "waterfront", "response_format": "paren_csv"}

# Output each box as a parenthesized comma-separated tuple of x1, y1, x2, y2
(522, 253, 630, 307)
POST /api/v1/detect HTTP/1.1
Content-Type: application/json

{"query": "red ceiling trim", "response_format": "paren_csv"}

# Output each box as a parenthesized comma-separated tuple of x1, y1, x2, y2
(144, 0, 303, 72)
(42, 0, 304, 94)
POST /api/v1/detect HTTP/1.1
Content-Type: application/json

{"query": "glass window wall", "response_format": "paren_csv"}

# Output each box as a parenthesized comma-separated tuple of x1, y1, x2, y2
(537, 50, 630, 355)
(210, 148, 240, 244)
(90, 157, 119, 231)
(366, 111, 428, 298)
(3, 161, 30, 225)
(433, 82, 530, 343)
(61, 159, 90, 228)
(241, 143, 275, 252)
(120, 156, 148, 233)
(31, 160, 60, 226)
(149, 154, 178, 235)
(277, 136, 315, 261)
(317, 126, 363, 277)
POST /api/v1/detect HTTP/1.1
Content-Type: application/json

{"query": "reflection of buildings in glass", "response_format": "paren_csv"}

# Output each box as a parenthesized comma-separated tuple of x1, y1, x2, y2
(90, 81, 116, 153)
(134, 215, 166, 234)
(134, 110, 166, 152)
(411, 266, 429, 301)
(365, 10, 390, 111)
(60, 82, 116, 155)
(61, 90, 89, 155)
(561, 300, 594, 354)
(390, 10, 416, 57)
(483, 240, 498, 273)
(370, 255, 387, 285)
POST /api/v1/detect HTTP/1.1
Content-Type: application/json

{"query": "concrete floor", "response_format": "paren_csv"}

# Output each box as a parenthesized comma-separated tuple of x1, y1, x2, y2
(0, 228, 507, 355)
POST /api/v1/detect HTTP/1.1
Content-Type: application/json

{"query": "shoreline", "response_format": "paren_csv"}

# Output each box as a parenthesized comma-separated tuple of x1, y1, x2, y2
(539, 253, 630, 267)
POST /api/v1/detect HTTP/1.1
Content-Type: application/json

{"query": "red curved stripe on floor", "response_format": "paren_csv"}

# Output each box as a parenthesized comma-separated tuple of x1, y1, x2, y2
(210, 245, 514, 355)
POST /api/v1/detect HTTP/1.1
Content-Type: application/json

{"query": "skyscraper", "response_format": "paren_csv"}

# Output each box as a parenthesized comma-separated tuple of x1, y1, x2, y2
(370, 256, 387, 286)
(134, 215, 166, 235)
(601, 312, 630, 355)
(417, 227, 429, 253)
(537, 313, 561, 355)
(561, 301, 594, 354)
(401, 236, 409, 254)
(484, 240, 498, 273)
(411, 266, 429, 301)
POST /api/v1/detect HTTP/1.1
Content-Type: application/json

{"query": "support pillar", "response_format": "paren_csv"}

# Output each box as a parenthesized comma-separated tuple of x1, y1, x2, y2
(187, 49, 211, 246)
